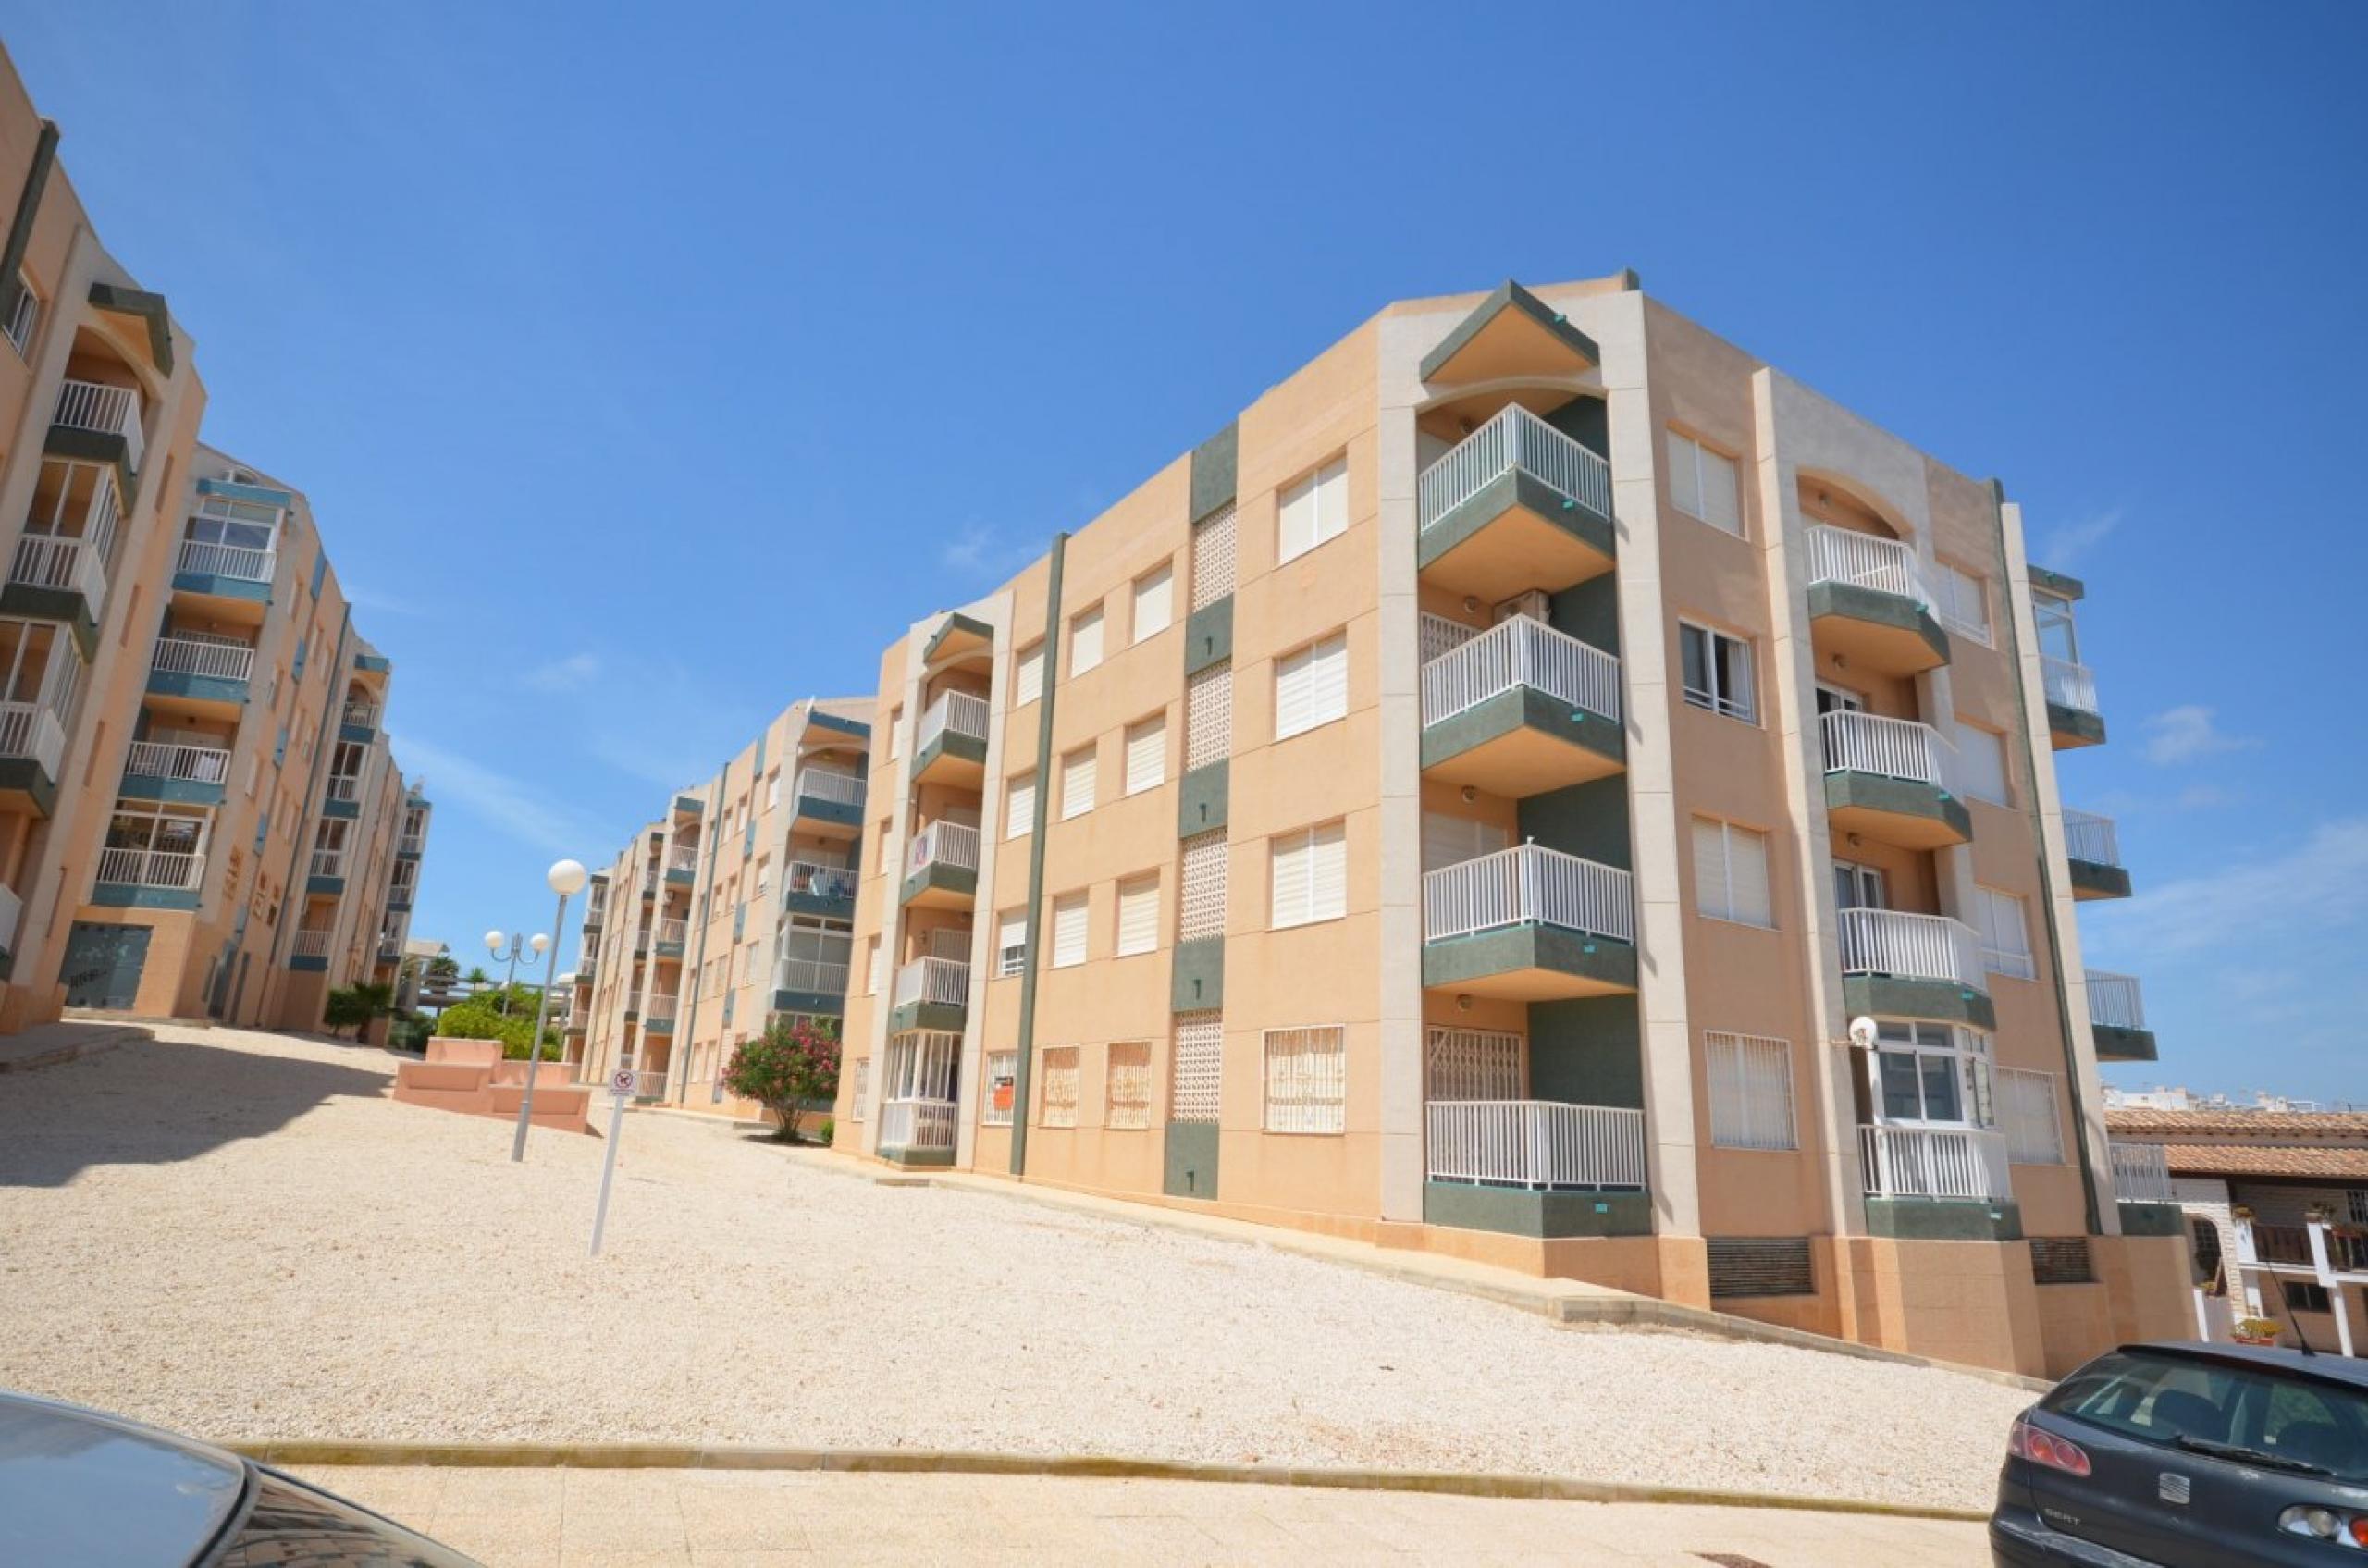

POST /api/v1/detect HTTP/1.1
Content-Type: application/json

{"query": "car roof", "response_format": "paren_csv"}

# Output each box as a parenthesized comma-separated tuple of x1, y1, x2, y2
(0, 1390, 248, 1568)
(2123, 1340, 2368, 1389)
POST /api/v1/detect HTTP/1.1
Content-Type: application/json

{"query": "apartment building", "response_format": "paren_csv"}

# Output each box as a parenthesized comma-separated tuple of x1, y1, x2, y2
(0, 53, 430, 1035)
(568, 696, 871, 1112)
(829, 274, 2189, 1377)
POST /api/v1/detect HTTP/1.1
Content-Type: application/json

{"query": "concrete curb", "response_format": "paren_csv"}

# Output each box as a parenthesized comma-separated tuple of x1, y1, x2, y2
(232, 1441, 1988, 1523)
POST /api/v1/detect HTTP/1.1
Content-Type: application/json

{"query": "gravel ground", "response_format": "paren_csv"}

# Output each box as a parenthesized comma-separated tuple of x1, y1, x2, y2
(0, 1024, 2030, 1510)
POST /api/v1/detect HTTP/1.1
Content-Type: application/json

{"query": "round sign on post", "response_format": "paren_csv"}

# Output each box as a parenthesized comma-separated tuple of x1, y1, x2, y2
(610, 1067, 638, 1099)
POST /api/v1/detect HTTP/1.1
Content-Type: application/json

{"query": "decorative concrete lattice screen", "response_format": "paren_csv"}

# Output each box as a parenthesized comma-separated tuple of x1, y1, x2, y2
(1178, 832, 1227, 941)
(2030, 1237, 2095, 1286)
(1424, 1027, 1522, 1101)
(1264, 1026, 1346, 1134)
(1171, 1012, 1222, 1123)
(1190, 504, 1237, 611)
(1706, 1238, 1815, 1299)
(1106, 1042, 1152, 1130)
(1998, 1068, 2065, 1165)
(1039, 1045, 1079, 1128)
(1704, 1031, 1797, 1152)
(1185, 661, 1231, 771)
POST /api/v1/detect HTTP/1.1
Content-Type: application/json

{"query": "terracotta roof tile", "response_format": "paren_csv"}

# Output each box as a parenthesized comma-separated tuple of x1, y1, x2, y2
(2106, 1107, 2368, 1141)
(2159, 1143, 2368, 1180)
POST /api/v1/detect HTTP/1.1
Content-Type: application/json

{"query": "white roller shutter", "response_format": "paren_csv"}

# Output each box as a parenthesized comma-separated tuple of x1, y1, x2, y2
(1132, 564, 1173, 642)
(1014, 642, 1044, 705)
(1116, 874, 1158, 956)
(1275, 632, 1347, 740)
(1051, 892, 1089, 968)
(1124, 714, 1165, 795)
(1060, 746, 1095, 819)
(1069, 606, 1104, 674)
(1005, 772, 1036, 838)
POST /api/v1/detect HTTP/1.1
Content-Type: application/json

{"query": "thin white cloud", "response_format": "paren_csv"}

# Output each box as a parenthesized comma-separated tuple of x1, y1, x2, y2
(525, 651, 602, 693)
(2096, 818, 2368, 959)
(396, 736, 611, 858)
(2041, 506, 2124, 570)
(2142, 705, 2259, 767)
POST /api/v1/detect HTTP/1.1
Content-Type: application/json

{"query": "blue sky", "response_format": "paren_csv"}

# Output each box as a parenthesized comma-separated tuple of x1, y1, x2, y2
(6, 4, 2362, 1098)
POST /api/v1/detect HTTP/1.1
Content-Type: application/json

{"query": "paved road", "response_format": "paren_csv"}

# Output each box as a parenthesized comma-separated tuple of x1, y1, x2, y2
(302, 1465, 1988, 1566)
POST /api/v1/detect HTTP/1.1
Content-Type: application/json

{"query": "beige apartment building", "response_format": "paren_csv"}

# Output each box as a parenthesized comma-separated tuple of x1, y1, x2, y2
(0, 51, 430, 1035)
(568, 696, 870, 1110)
(828, 273, 2189, 1377)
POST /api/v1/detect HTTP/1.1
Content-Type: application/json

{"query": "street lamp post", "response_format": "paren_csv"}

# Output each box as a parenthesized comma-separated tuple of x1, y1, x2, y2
(513, 858, 588, 1162)
(482, 928, 549, 1016)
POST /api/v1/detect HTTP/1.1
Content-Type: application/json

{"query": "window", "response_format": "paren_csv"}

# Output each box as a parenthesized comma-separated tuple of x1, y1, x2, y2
(1190, 505, 1237, 609)
(848, 1057, 870, 1121)
(1957, 723, 2010, 806)
(1069, 605, 1104, 675)
(1116, 873, 1159, 957)
(1131, 563, 1173, 643)
(1124, 713, 1166, 795)
(1005, 771, 1036, 838)
(1178, 831, 1227, 941)
(2350, 1190, 2368, 1227)
(1999, 1068, 2064, 1164)
(1873, 1020, 1993, 1128)
(884, 706, 902, 760)
(2287, 1281, 2335, 1315)
(5, 272, 38, 356)
(1666, 429, 1741, 536)
(1040, 1046, 1079, 1127)
(1935, 562, 1992, 645)
(864, 936, 882, 995)
(2033, 590, 2079, 663)
(1264, 1026, 1346, 1133)
(1693, 818, 1773, 928)
(1679, 623, 1756, 722)
(1059, 746, 1095, 819)
(1274, 631, 1348, 740)
(1267, 821, 1348, 930)
(981, 1050, 1018, 1126)
(1705, 1031, 1796, 1150)
(1184, 661, 1231, 770)
(1277, 456, 1348, 563)
(1832, 860, 1886, 911)
(1172, 1012, 1222, 1122)
(1976, 886, 2034, 980)
(1051, 891, 1089, 968)
(996, 907, 1028, 977)
(1106, 1042, 1152, 1129)
(1014, 640, 1044, 706)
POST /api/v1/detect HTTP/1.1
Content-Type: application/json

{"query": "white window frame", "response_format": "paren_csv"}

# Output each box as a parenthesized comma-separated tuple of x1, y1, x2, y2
(1123, 712, 1166, 796)
(1276, 455, 1349, 564)
(1050, 890, 1089, 969)
(1666, 428, 1742, 536)
(1013, 640, 1045, 706)
(4, 272, 38, 357)
(1069, 605, 1104, 676)
(1693, 817, 1773, 929)
(1059, 746, 1095, 820)
(1956, 722, 2011, 807)
(1999, 1067, 2065, 1165)
(1679, 621, 1757, 722)
(1273, 630, 1349, 742)
(1115, 872, 1159, 957)
(1005, 771, 1036, 839)
(1935, 562, 1992, 646)
(1871, 1020, 1993, 1130)
(1976, 885, 2035, 980)
(996, 907, 1028, 978)
(1263, 1025, 1346, 1134)
(1131, 562, 1174, 644)
(1269, 821, 1347, 930)
(1704, 1031, 1797, 1151)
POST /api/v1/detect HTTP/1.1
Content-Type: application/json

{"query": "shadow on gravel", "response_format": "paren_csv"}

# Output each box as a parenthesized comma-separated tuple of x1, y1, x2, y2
(0, 1038, 394, 1190)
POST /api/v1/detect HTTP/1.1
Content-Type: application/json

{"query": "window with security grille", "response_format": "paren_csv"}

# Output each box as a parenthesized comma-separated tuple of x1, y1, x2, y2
(1999, 1068, 2064, 1165)
(1184, 661, 1231, 771)
(995, 907, 1027, 977)
(1171, 1012, 1221, 1122)
(1191, 505, 1237, 610)
(2350, 1191, 2368, 1226)
(2030, 1238, 2094, 1285)
(982, 1050, 1017, 1126)
(1704, 1031, 1796, 1151)
(1040, 1046, 1079, 1127)
(848, 1057, 870, 1121)
(1706, 1238, 1813, 1298)
(1424, 1027, 1522, 1101)
(1178, 832, 1227, 941)
(1106, 1042, 1152, 1129)
(1264, 1026, 1345, 1134)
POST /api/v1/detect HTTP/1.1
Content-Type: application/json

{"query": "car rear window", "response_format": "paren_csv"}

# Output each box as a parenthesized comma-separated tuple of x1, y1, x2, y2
(2045, 1350, 2368, 1480)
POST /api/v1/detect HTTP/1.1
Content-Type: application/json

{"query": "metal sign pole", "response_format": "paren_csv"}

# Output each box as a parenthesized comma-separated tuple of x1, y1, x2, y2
(590, 1068, 634, 1256)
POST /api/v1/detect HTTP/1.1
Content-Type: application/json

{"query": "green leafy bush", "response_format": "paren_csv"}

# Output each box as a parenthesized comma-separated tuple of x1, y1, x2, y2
(433, 998, 561, 1061)
(722, 1018, 840, 1142)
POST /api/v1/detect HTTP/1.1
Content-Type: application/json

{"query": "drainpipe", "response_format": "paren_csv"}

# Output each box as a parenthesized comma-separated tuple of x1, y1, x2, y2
(0, 121, 57, 327)
(1006, 533, 1067, 1177)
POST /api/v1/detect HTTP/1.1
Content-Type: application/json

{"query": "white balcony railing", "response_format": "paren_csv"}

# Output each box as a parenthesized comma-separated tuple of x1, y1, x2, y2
(1819, 710, 1948, 786)
(667, 846, 697, 875)
(398, 834, 426, 856)
(327, 774, 361, 803)
(0, 881, 22, 956)
(1860, 1124, 2013, 1203)
(2042, 655, 2100, 716)
(53, 377, 144, 472)
(2063, 809, 2121, 867)
(2088, 971, 2147, 1031)
(1805, 524, 1930, 606)
(126, 741, 231, 784)
(290, 928, 332, 959)
(893, 955, 970, 1011)
(880, 1097, 957, 1151)
(1836, 907, 1982, 990)
(310, 850, 343, 879)
(8, 532, 107, 613)
(907, 819, 980, 876)
(643, 990, 680, 1017)
(152, 636, 255, 682)
(1423, 843, 1633, 945)
(0, 701, 66, 778)
(2109, 1141, 2177, 1204)
(776, 955, 851, 995)
(1420, 612, 1621, 728)
(796, 769, 867, 809)
(97, 846, 204, 891)
(918, 689, 990, 752)
(1426, 1100, 1647, 1189)
(176, 538, 276, 584)
(656, 918, 688, 946)
(1417, 403, 1610, 531)
(785, 860, 857, 902)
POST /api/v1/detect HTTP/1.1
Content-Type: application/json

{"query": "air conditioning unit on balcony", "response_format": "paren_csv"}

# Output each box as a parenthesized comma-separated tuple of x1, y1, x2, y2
(1492, 590, 1552, 626)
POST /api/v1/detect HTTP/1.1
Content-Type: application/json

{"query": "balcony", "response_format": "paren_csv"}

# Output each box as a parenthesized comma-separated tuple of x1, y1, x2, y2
(172, 537, 277, 609)
(1819, 711, 1970, 849)
(774, 954, 851, 1014)
(1836, 907, 1992, 1028)
(1861, 1124, 2014, 1206)
(1420, 614, 1622, 796)
(290, 927, 332, 972)
(397, 833, 426, 858)
(879, 1098, 957, 1155)
(307, 848, 345, 896)
(1803, 526, 1949, 675)
(1416, 405, 1614, 603)
(2107, 1140, 2179, 1211)
(913, 689, 989, 787)
(901, 819, 980, 909)
(1422, 844, 1635, 1001)
(339, 699, 379, 742)
(784, 858, 857, 919)
(654, 917, 688, 958)
(95, 846, 204, 908)
(323, 772, 363, 819)
(123, 740, 231, 806)
(2043, 656, 2105, 748)
(791, 768, 866, 835)
(386, 878, 414, 913)
(664, 846, 698, 886)
(0, 701, 67, 814)
(148, 635, 254, 711)
(1423, 1097, 1651, 1239)
(2063, 809, 2130, 900)
(50, 377, 145, 474)
(643, 991, 679, 1034)
(0, 880, 24, 963)
(6, 532, 109, 636)
(890, 954, 970, 1033)
(2088, 970, 2156, 1063)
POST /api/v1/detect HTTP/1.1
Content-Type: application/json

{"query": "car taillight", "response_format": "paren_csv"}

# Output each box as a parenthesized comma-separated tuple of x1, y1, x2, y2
(2009, 1415, 2092, 1477)
(2278, 1507, 2368, 1549)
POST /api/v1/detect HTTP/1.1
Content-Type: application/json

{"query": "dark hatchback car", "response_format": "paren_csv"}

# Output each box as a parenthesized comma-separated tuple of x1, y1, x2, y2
(0, 1389, 480, 1567)
(1993, 1341, 2368, 1566)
